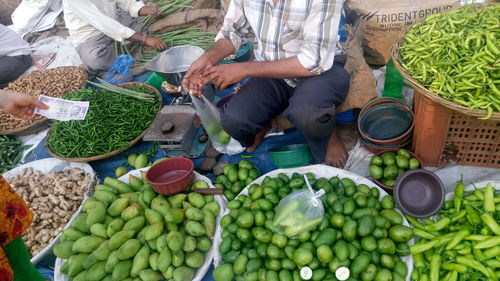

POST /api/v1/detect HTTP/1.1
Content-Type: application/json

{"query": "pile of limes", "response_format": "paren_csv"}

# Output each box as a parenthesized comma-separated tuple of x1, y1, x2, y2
(369, 149, 420, 187)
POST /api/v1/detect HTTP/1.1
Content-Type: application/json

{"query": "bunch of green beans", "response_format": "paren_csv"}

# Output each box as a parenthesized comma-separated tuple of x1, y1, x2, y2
(399, 5, 500, 119)
(408, 182, 500, 281)
(123, 26, 216, 66)
(0, 135, 30, 173)
(141, 0, 193, 25)
(47, 86, 159, 159)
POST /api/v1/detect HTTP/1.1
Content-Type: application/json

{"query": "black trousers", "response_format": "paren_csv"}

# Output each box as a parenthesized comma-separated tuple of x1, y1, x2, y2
(0, 54, 32, 88)
(220, 55, 350, 161)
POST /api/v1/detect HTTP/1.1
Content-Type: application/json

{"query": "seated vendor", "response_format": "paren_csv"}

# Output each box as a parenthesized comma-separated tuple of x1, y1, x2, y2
(0, 24, 32, 89)
(183, 0, 350, 167)
(63, 0, 167, 75)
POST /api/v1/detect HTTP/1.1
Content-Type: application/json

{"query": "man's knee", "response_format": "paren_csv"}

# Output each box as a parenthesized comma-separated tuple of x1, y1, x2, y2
(285, 105, 335, 139)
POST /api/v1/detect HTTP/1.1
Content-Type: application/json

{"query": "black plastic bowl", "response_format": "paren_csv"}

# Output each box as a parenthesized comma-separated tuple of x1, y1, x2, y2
(393, 169, 444, 218)
(360, 104, 413, 140)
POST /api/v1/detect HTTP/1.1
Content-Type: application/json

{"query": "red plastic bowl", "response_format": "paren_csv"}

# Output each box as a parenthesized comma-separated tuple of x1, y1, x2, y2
(145, 157, 194, 195)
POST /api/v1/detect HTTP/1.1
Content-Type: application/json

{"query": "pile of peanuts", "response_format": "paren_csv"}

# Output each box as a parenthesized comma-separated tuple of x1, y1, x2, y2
(7, 167, 93, 257)
(0, 67, 87, 132)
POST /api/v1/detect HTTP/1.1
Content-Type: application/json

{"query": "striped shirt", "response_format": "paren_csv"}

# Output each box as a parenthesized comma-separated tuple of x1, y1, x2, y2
(216, 0, 344, 86)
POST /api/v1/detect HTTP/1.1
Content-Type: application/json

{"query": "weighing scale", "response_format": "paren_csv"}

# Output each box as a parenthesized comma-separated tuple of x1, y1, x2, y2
(143, 45, 213, 157)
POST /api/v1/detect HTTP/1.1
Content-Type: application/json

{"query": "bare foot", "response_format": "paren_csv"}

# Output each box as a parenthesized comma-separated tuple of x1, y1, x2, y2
(246, 127, 270, 153)
(323, 132, 348, 168)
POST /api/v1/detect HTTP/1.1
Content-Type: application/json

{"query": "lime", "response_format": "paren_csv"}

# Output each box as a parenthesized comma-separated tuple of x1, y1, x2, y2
(397, 148, 411, 159)
(395, 155, 409, 169)
(369, 165, 383, 179)
(329, 213, 346, 229)
(380, 152, 396, 166)
(409, 158, 420, 169)
(293, 248, 313, 266)
(383, 165, 398, 180)
(213, 264, 234, 281)
(370, 156, 383, 166)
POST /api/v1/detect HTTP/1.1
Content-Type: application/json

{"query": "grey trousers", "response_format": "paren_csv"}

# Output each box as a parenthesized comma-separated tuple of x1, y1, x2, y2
(76, 12, 145, 75)
(220, 55, 350, 161)
(0, 54, 32, 88)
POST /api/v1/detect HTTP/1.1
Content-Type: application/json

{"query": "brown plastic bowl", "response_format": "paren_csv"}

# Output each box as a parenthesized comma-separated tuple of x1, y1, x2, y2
(360, 133, 412, 155)
(145, 157, 194, 195)
(371, 149, 423, 194)
(358, 98, 414, 146)
(393, 169, 445, 218)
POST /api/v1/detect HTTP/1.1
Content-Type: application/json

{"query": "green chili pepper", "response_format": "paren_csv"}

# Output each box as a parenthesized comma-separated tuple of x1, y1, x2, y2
(429, 254, 441, 281)
(484, 184, 495, 213)
(474, 236, 500, 249)
(480, 213, 500, 236)
(414, 228, 436, 240)
(446, 230, 471, 250)
(454, 182, 465, 212)
(465, 204, 482, 225)
(410, 240, 439, 255)
(456, 256, 493, 279)
(425, 217, 451, 232)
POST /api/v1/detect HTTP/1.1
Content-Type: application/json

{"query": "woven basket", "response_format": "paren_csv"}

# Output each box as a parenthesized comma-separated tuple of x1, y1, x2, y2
(0, 67, 88, 135)
(46, 82, 162, 162)
(391, 3, 500, 121)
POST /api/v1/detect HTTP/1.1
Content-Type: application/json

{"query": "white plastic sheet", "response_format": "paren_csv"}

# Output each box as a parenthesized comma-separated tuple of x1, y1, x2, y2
(54, 168, 227, 281)
(213, 164, 414, 281)
(3, 158, 96, 265)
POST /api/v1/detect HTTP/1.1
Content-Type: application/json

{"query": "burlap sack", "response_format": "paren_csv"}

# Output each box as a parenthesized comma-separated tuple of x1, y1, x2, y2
(337, 25, 377, 113)
(0, 0, 21, 25)
(345, 0, 461, 65)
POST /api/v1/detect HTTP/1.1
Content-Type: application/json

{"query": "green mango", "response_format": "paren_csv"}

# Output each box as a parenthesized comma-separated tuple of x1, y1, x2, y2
(144, 222, 164, 241)
(117, 239, 141, 260)
(107, 198, 130, 217)
(167, 194, 187, 209)
(112, 260, 132, 281)
(106, 218, 124, 237)
(144, 209, 163, 224)
(92, 240, 111, 261)
(151, 196, 170, 216)
(123, 216, 146, 232)
(158, 247, 172, 273)
(148, 252, 159, 271)
(121, 203, 142, 221)
(139, 269, 163, 281)
(166, 231, 184, 252)
(131, 244, 151, 277)
(86, 261, 107, 281)
(53, 240, 74, 259)
(173, 266, 195, 281)
(109, 230, 136, 250)
(67, 253, 87, 277)
(90, 223, 107, 238)
(72, 236, 105, 253)
(185, 251, 204, 268)
(185, 221, 206, 237)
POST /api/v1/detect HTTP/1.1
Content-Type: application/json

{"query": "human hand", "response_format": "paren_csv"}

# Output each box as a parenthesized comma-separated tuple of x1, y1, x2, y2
(139, 5, 162, 18)
(144, 36, 167, 51)
(182, 54, 215, 97)
(2, 91, 49, 120)
(202, 63, 247, 91)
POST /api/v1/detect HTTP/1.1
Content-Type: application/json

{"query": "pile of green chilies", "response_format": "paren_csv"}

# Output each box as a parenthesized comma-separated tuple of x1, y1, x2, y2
(123, 26, 216, 66)
(399, 5, 500, 119)
(407, 182, 500, 281)
(47, 86, 159, 158)
(141, 0, 193, 25)
(0, 136, 30, 173)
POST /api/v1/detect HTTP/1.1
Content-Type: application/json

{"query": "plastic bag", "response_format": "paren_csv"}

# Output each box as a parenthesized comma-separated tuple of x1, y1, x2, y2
(272, 175, 325, 238)
(190, 94, 245, 155)
(102, 55, 134, 85)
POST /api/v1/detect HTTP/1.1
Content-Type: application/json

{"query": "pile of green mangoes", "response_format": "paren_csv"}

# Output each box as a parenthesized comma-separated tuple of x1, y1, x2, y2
(53, 174, 220, 281)
(114, 153, 167, 178)
(369, 149, 420, 188)
(213, 173, 414, 281)
(215, 160, 260, 201)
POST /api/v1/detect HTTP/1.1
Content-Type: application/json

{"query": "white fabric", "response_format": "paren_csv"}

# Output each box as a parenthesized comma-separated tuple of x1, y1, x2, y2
(62, 0, 145, 47)
(11, 0, 61, 36)
(0, 24, 31, 57)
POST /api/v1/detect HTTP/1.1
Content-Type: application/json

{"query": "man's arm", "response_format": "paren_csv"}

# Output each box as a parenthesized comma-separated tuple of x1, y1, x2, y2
(65, 0, 165, 50)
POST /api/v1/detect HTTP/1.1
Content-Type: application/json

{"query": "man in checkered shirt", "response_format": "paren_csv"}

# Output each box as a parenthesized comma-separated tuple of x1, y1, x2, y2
(183, 0, 350, 167)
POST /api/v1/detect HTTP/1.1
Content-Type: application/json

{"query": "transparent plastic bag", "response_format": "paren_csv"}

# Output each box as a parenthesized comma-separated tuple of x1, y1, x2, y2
(273, 175, 326, 238)
(190, 94, 245, 155)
